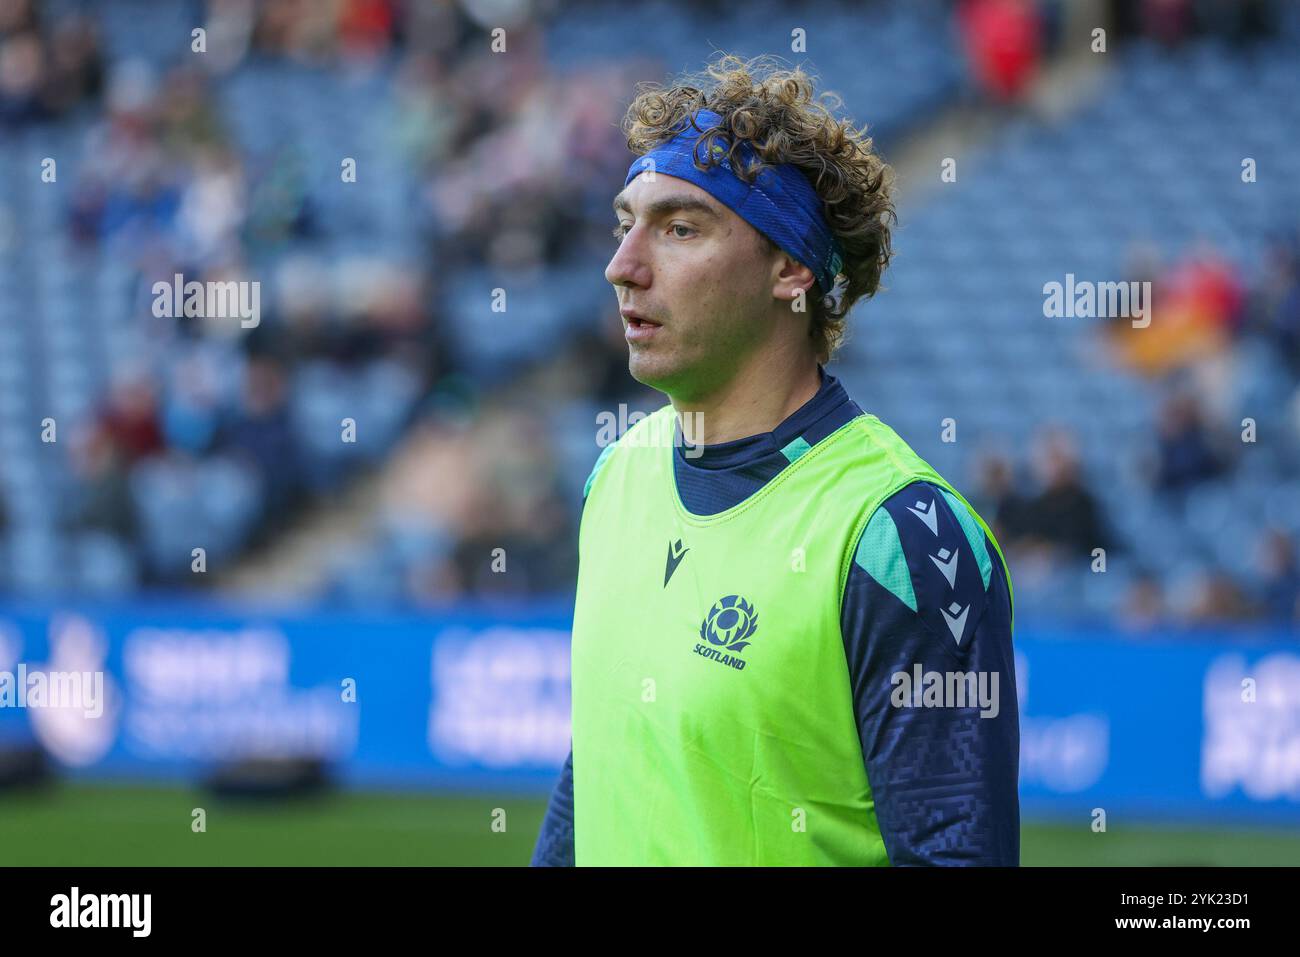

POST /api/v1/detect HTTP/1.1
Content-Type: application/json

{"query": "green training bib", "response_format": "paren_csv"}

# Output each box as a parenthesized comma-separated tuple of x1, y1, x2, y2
(570, 402, 1011, 865)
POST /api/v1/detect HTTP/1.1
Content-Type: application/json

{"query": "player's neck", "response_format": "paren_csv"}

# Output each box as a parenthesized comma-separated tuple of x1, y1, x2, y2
(670, 349, 821, 446)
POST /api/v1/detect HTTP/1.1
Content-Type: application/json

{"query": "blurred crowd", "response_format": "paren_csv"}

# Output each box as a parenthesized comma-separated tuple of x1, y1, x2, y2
(1, 0, 1297, 631)
(955, 0, 1283, 105)
(932, 0, 1300, 630)
(0, 0, 102, 127)
(2, 0, 638, 599)
(972, 229, 1300, 629)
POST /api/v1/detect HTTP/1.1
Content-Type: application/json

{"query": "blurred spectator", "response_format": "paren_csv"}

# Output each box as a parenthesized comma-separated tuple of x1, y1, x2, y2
(0, 3, 103, 128)
(1120, 569, 1166, 632)
(1250, 236, 1300, 377)
(0, 22, 47, 126)
(160, 345, 230, 455)
(1011, 427, 1113, 563)
(1109, 0, 1280, 47)
(368, 400, 579, 605)
(1255, 528, 1300, 625)
(39, 13, 103, 116)
(70, 60, 184, 245)
(1150, 390, 1227, 496)
(957, 0, 1041, 103)
(1138, 0, 1196, 47)
(65, 429, 137, 545)
(1185, 568, 1257, 623)
(975, 450, 1037, 545)
(1109, 244, 1245, 378)
(449, 406, 577, 599)
(251, 0, 403, 63)
(557, 321, 643, 408)
(96, 375, 165, 465)
(217, 355, 302, 532)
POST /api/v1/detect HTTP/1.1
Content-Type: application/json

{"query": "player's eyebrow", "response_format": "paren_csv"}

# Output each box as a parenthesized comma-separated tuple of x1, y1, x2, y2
(612, 191, 722, 222)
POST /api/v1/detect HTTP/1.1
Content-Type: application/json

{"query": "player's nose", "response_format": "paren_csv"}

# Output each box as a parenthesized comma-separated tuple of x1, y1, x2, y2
(605, 226, 651, 290)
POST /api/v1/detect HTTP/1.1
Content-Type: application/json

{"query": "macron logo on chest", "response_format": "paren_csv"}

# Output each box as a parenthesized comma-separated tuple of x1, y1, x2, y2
(664, 538, 689, 587)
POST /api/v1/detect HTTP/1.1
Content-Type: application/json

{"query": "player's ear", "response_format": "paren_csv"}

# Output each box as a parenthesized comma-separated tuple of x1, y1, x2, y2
(771, 252, 816, 306)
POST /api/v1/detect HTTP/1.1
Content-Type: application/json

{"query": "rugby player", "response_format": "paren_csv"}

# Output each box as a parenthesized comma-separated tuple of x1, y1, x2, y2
(531, 54, 1018, 866)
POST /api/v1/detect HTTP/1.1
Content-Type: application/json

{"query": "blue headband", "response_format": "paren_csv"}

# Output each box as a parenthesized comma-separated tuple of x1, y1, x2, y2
(623, 108, 844, 294)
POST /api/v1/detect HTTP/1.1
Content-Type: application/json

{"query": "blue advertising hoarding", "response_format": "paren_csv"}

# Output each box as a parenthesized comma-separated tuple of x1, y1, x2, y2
(0, 599, 1297, 824)
(0, 599, 572, 793)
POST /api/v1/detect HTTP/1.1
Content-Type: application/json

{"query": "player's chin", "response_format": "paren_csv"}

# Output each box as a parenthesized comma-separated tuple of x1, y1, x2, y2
(627, 352, 677, 390)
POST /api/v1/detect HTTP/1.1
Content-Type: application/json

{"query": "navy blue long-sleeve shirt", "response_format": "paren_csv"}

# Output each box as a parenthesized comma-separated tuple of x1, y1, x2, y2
(532, 366, 1019, 865)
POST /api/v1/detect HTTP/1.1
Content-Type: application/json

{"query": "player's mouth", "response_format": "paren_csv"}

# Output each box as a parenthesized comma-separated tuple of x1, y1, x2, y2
(621, 308, 662, 342)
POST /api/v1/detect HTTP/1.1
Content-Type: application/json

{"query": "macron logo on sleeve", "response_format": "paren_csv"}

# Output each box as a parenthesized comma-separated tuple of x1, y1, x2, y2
(905, 497, 938, 535)
(930, 546, 959, 589)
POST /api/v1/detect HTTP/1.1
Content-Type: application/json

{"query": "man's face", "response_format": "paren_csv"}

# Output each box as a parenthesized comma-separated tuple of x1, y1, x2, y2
(606, 173, 780, 400)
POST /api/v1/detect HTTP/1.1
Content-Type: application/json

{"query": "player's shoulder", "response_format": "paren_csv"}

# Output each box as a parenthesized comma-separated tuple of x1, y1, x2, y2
(839, 409, 919, 452)
(850, 479, 1000, 647)
(831, 411, 951, 487)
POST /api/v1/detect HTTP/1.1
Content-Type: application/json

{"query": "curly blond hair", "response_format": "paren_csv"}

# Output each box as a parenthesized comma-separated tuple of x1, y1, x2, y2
(620, 53, 896, 363)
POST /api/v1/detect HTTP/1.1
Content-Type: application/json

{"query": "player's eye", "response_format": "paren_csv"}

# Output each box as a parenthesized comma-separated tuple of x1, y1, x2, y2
(612, 222, 695, 243)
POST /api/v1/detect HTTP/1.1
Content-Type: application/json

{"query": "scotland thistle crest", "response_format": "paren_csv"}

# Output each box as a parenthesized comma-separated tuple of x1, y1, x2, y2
(699, 595, 759, 653)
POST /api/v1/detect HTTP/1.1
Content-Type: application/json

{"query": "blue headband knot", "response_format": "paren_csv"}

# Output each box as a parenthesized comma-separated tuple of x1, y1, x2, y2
(624, 108, 844, 294)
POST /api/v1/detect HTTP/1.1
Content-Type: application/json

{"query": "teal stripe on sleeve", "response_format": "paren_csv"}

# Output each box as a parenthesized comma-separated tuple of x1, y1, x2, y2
(853, 506, 916, 612)
(939, 487, 992, 590)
